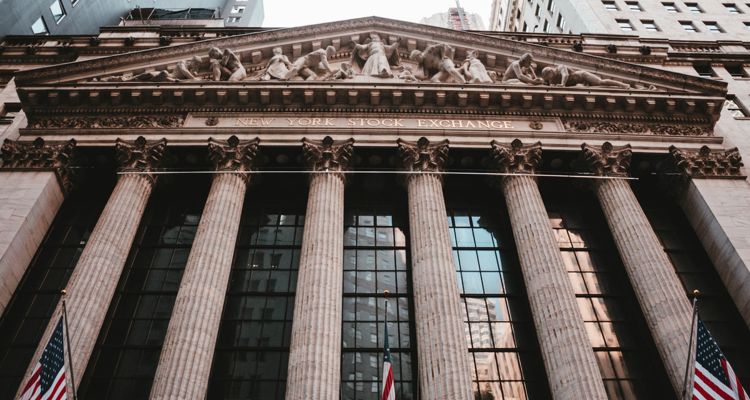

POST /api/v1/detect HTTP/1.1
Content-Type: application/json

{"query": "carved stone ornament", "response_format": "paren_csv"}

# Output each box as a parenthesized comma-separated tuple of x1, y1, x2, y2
(397, 137, 449, 173)
(1, 137, 76, 193)
(581, 142, 632, 177)
(208, 135, 260, 181)
(115, 136, 167, 179)
(490, 139, 542, 174)
(29, 115, 184, 129)
(302, 136, 354, 172)
(669, 145, 744, 178)
(564, 120, 711, 136)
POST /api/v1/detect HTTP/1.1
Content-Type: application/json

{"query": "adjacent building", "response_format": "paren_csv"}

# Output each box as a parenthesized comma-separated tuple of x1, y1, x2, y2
(0, 15, 749, 400)
(0, 0, 264, 37)
(490, 0, 750, 38)
(421, 7, 486, 31)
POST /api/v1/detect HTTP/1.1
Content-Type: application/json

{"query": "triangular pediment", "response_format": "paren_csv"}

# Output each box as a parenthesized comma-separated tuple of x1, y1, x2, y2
(14, 16, 725, 96)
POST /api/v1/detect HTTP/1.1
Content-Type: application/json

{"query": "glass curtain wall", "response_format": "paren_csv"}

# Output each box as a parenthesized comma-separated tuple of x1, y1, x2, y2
(80, 175, 209, 399)
(0, 176, 112, 399)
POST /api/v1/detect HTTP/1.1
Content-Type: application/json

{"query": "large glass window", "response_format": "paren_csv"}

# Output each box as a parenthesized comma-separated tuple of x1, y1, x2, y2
(49, 0, 66, 23)
(0, 179, 112, 399)
(79, 176, 209, 399)
(448, 204, 549, 400)
(541, 180, 672, 400)
(636, 181, 750, 385)
(31, 17, 49, 35)
(341, 206, 415, 399)
(207, 199, 304, 400)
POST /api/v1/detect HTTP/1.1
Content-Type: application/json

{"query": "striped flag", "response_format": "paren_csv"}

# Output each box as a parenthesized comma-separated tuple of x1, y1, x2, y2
(692, 319, 748, 400)
(381, 300, 396, 400)
(19, 317, 69, 400)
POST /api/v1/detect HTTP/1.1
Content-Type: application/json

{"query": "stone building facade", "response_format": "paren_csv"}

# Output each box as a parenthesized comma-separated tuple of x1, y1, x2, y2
(0, 16, 749, 400)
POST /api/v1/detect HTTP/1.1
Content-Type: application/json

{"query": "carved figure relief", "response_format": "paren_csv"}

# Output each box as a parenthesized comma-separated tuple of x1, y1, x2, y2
(209, 47, 247, 82)
(97, 56, 203, 82)
(351, 33, 400, 78)
(669, 145, 744, 178)
(461, 50, 493, 84)
(502, 53, 544, 85)
(260, 47, 292, 81)
(398, 66, 419, 82)
(284, 46, 336, 81)
(541, 64, 630, 89)
(328, 62, 354, 81)
(29, 115, 184, 129)
(409, 44, 465, 84)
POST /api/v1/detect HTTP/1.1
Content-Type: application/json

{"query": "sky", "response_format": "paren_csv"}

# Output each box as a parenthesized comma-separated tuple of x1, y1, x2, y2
(262, 0, 493, 27)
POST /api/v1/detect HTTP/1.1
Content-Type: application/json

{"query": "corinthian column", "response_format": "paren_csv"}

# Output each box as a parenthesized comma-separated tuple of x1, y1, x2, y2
(490, 140, 607, 400)
(397, 137, 473, 400)
(581, 142, 693, 395)
(15, 136, 166, 397)
(286, 136, 354, 400)
(150, 136, 259, 400)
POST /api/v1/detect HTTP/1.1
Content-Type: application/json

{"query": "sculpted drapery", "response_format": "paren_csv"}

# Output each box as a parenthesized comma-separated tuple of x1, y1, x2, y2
(351, 33, 400, 78)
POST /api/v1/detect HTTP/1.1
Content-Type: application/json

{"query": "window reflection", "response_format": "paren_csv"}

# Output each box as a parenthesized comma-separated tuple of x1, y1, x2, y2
(342, 209, 415, 400)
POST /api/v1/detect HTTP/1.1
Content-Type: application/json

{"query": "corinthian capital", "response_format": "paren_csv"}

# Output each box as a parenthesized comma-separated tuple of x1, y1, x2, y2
(208, 136, 259, 181)
(302, 136, 354, 172)
(115, 136, 167, 175)
(669, 145, 744, 178)
(397, 137, 449, 173)
(490, 139, 542, 174)
(581, 142, 632, 177)
(1, 137, 76, 193)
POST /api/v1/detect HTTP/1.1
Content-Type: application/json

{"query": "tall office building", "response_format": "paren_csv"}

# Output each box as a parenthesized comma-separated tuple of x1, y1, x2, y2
(0, 15, 749, 400)
(421, 7, 486, 30)
(490, 0, 750, 38)
(0, 0, 264, 37)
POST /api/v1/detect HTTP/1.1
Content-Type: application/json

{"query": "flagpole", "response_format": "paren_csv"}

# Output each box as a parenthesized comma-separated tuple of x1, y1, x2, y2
(61, 289, 79, 400)
(681, 289, 700, 400)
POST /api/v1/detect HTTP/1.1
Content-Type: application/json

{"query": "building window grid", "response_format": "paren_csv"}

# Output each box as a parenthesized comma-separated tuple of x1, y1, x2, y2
(0, 187, 109, 399)
(617, 19, 635, 31)
(681, 20, 699, 32)
(685, 2, 703, 13)
(625, 1, 643, 11)
(548, 207, 655, 400)
(450, 210, 540, 400)
(724, 3, 742, 13)
(342, 209, 415, 400)
(663, 2, 679, 12)
(603, 1, 620, 11)
(49, 0, 66, 23)
(80, 180, 207, 399)
(208, 208, 305, 400)
(641, 20, 660, 31)
(31, 17, 49, 35)
(704, 21, 724, 32)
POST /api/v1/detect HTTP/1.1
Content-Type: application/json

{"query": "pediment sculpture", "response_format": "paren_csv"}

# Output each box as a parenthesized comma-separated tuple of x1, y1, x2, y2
(90, 34, 645, 90)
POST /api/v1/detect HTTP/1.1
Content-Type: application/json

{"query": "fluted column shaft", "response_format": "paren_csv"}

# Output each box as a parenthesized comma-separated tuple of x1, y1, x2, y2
(502, 175, 608, 399)
(16, 173, 154, 397)
(286, 172, 345, 400)
(594, 178, 692, 394)
(150, 173, 247, 400)
(407, 173, 474, 400)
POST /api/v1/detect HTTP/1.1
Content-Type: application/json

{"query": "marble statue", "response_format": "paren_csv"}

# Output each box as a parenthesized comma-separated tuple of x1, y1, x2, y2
(260, 47, 292, 81)
(541, 64, 631, 89)
(398, 65, 419, 82)
(461, 50, 493, 83)
(209, 47, 246, 82)
(283, 46, 336, 81)
(351, 33, 400, 78)
(328, 62, 354, 80)
(97, 55, 203, 82)
(409, 43, 466, 84)
(502, 53, 544, 85)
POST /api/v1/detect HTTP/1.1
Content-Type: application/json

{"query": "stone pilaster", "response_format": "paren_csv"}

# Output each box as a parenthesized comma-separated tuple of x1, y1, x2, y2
(490, 140, 607, 400)
(285, 136, 353, 400)
(582, 142, 693, 396)
(15, 136, 166, 397)
(397, 137, 473, 400)
(0, 138, 75, 317)
(669, 145, 750, 328)
(150, 136, 259, 400)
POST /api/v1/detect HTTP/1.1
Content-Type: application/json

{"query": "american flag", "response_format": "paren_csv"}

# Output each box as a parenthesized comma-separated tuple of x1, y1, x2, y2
(19, 317, 69, 400)
(692, 319, 748, 400)
(381, 301, 395, 400)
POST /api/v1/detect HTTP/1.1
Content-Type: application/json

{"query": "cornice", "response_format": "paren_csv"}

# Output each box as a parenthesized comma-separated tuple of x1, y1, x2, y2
(12, 16, 727, 96)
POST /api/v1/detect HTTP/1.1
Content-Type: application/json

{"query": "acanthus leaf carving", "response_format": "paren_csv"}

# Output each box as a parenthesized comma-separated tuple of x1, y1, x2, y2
(581, 142, 632, 177)
(563, 120, 711, 136)
(30, 115, 184, 129)
(208, 135, 260, 182)
(0, 137, 76, 193)
(490, 139, 542, 174)
(115, 136, 167, 180)
(669, 145, 744, 178)
(397, 137, 449, 173)
(302, 136, 355, 173)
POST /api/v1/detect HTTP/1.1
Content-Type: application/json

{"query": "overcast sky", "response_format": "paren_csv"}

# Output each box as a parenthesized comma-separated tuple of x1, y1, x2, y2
(262, 0, 493, 27)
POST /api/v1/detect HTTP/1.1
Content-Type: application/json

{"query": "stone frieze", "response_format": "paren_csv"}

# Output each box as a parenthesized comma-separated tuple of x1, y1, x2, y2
(29, 115, 185, 129)
(563, 120, 711, 136)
